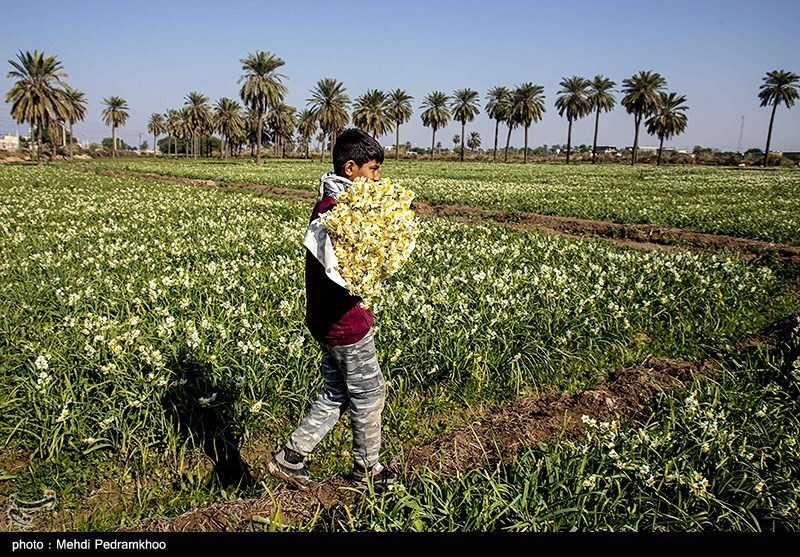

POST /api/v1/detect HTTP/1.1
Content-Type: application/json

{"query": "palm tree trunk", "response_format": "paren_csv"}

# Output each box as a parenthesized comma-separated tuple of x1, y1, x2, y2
(112, 125, 117, 159)
(763, 101, 779, 167)
(504, 124, 512, 162)
(523, 125, 529, 163)
(256, 112, 263, 164)
(395, 122, 400, 161)
(50, 123, 58, 161)
(566, 118, 573, 165)
(493, 120, 499, 162)
(69, 122, 75, 160)
(61, 123, 66, 147)
(592, 107, 601, 164)
(632, 115, 641, 166)
(430, 129, 436, 161)
(36, 121, 43, 166)
(153, 133, 157, 158)
(657, 135, 665, 166)
(460, 122, 465, 162)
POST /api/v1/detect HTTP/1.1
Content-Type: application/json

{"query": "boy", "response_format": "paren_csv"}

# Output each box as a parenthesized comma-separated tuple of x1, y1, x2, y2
(267, 128, 396, 490)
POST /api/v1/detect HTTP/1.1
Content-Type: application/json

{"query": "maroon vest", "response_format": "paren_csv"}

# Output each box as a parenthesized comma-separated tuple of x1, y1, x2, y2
(304, 195, 374, 345)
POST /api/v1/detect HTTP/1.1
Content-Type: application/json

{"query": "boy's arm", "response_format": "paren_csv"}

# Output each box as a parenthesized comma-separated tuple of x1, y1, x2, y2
(303, 198, 347, 289)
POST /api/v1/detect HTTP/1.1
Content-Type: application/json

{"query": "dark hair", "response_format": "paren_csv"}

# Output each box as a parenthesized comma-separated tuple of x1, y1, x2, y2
(333, 128, 384, 175)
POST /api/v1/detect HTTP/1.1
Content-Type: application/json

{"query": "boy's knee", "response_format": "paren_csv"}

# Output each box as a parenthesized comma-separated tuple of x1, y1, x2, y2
(320, 387, 349, 407)
(349, 370, 385, 398)
(349, 375, 385, 411)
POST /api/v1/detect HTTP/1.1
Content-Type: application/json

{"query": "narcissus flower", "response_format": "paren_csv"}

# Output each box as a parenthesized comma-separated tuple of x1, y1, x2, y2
(320, 177, 419, 308)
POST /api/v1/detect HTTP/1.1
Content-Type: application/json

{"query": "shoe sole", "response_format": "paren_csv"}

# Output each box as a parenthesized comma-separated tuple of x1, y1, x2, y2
(266, 461, 313, 491)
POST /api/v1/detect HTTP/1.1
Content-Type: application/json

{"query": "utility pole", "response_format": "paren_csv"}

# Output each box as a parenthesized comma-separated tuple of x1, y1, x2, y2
(737, 115, 745, 154)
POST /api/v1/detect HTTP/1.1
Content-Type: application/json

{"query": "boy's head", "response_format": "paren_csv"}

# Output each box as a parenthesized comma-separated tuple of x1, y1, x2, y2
(333, 128, 384, 181)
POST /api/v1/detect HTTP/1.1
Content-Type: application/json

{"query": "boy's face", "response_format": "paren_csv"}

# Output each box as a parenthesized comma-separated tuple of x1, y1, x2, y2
(342, 159, 381, 181)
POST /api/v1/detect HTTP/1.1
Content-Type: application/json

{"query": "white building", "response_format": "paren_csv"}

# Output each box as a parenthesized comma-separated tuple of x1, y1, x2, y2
(0, 134, 21, 150)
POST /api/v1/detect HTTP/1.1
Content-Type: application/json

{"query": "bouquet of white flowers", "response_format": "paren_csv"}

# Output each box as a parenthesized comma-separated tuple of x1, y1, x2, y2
(318, 177, 419, 308)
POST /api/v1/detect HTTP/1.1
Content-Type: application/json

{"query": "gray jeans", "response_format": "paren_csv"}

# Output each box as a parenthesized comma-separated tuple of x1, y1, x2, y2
(286, 328, 386, 469)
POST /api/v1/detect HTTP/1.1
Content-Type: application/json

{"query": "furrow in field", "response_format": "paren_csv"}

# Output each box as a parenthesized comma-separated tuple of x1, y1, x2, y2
(126, 311, 799, 532)
(91, 167, 800, 271)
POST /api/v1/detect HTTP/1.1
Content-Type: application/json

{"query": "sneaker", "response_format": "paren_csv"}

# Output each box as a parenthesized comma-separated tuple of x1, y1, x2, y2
(267, 448, 312, 489)
(353, 462, 397, 491)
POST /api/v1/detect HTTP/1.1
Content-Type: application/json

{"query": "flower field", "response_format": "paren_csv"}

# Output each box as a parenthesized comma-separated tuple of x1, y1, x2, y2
(323, 323, 800, 531)
(80, 159, 800, 245)
(1, 164, 798, 531)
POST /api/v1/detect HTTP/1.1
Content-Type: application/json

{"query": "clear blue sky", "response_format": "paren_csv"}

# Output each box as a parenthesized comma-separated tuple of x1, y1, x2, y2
(2, 0, 799, 152)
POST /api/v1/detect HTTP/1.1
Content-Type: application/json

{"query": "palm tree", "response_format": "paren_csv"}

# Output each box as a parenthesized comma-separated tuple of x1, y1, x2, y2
(5, 50, 70, 164)
(165, 109, 182, 156)
(183, 92, 211, 159)
(308, 78, 350, 161)
(420, 91, 450, 161)
(555, 76, 592, 164)
(510, 83, 546, 163)
(485, 86, 511, 162)
(758, 70, 799, 167)
(179, 107, 192, 158)
(214, 98, 244, 159)
(296, 109, 317, 159)
(245, 106, 271, 158)
(452, 134, 460, 150)
(621, 70, 666, 165)
(451, 88, 480, 161)
(101, 96, 129, 158)
(199, 113, 215, 157)
(267, 101, 296, 158)
(588, 75, 616, 164)
(63, 85, 87, 160)
(147, 113, 166, 159)
(316, 131, 326, 158)
(238, 50, 287, 164)
(503, 102, 519, 163)
(645, 92, 689, 166)
(467, 131, 481, 153)
(387, 89, 413, 160)
(352, 89, 392, 139)
(230, 128, 247, 158)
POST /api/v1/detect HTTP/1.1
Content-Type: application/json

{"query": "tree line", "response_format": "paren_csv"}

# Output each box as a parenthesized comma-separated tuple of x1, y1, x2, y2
(5, 49, 798, 167)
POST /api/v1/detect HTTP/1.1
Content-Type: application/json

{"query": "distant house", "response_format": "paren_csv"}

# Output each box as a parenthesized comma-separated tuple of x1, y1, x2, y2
(626, 145, 676, 153)
(595, 145, 617, 154)
(0, 134, 20, 150)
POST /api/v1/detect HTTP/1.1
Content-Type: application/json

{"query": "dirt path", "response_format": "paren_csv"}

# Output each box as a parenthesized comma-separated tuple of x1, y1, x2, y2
(91, 167, 800, 270)
(122, 311, 798, 532)
(414, 202, 800, 270)
(123, 357, 708, 532)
